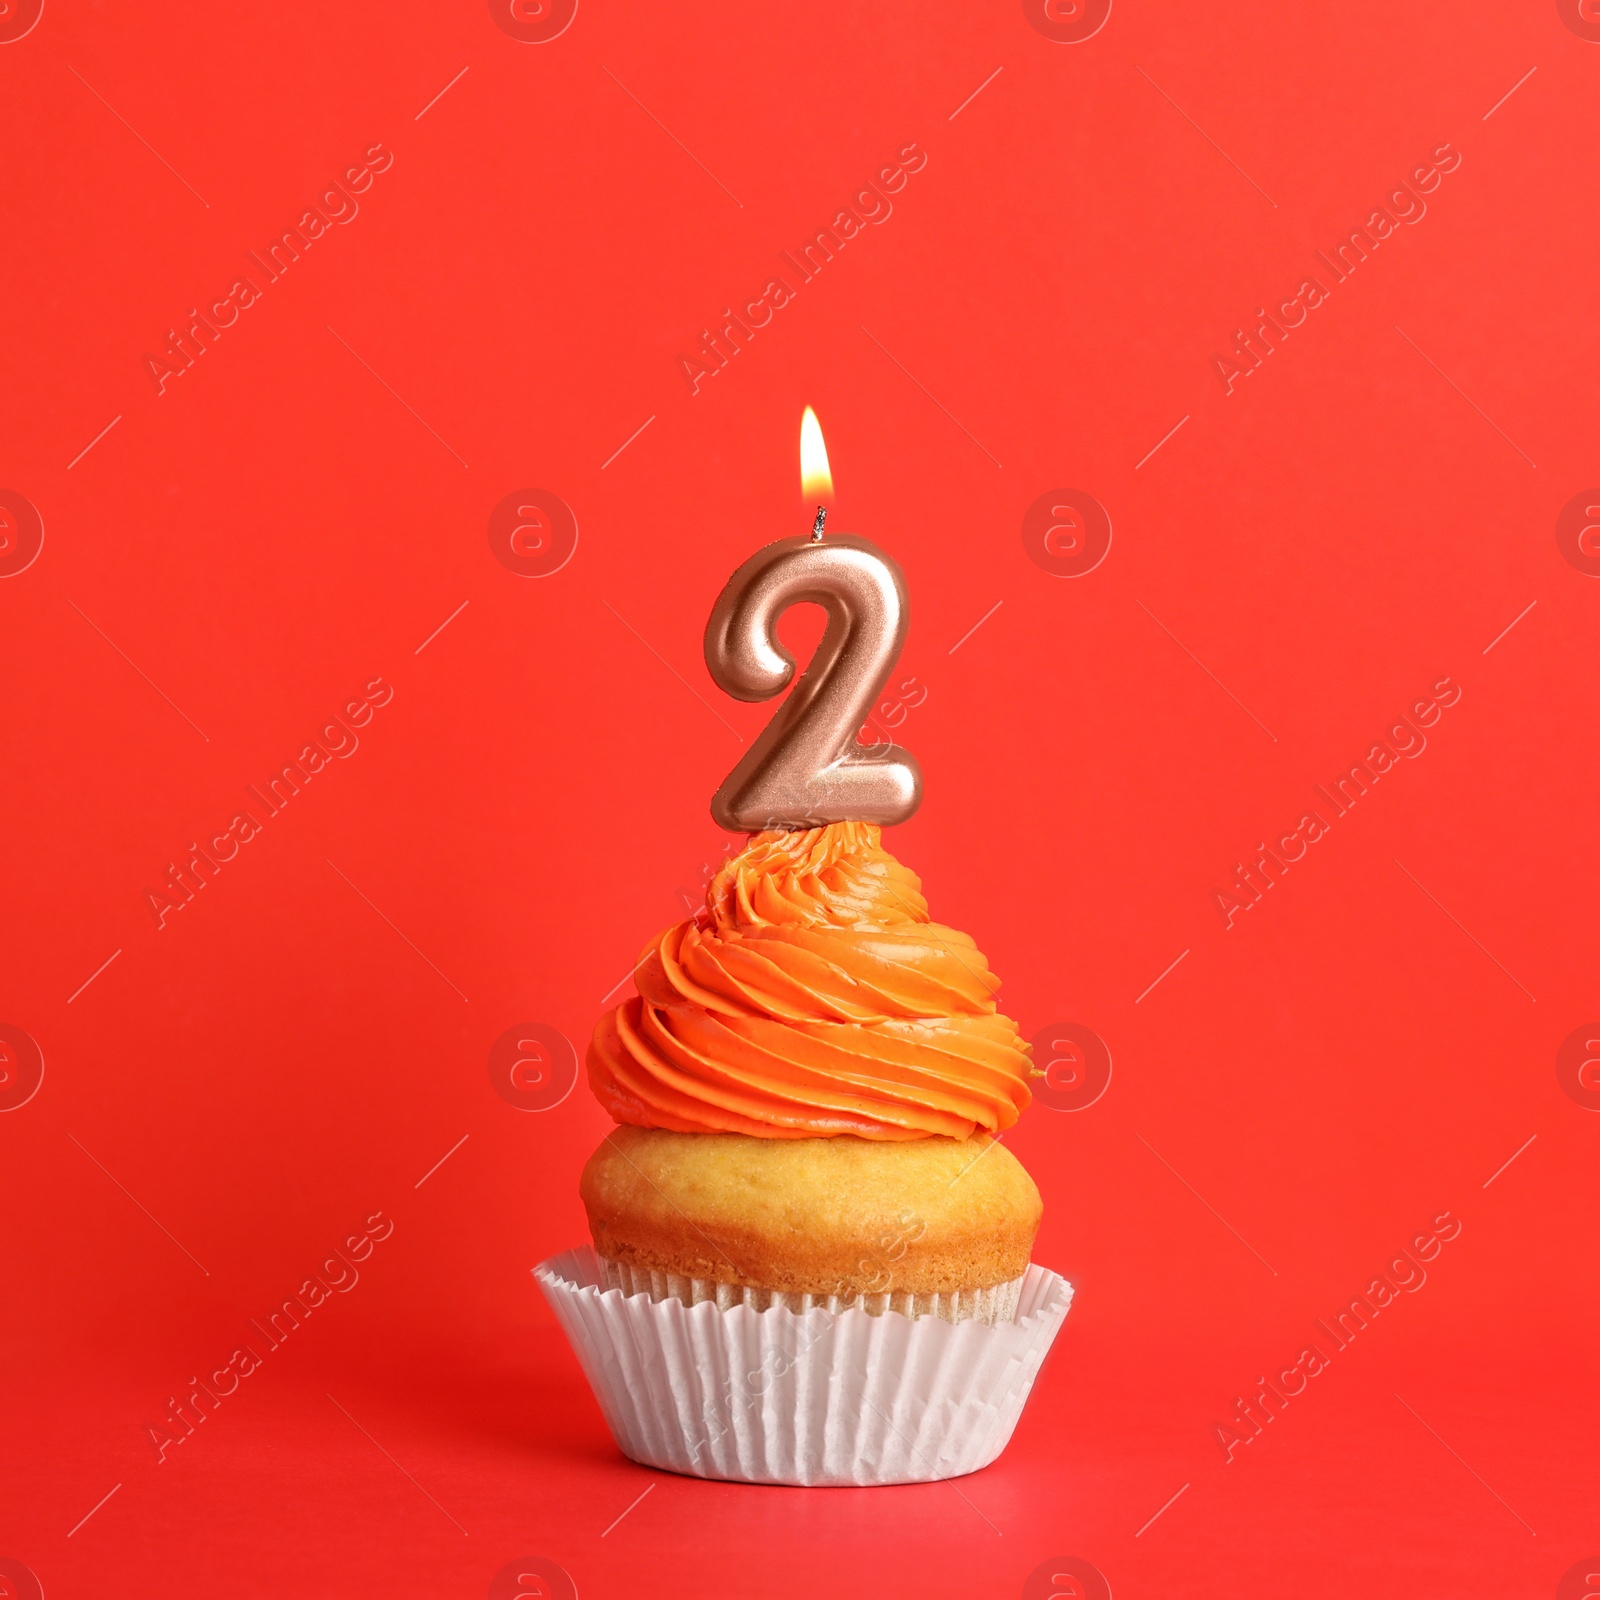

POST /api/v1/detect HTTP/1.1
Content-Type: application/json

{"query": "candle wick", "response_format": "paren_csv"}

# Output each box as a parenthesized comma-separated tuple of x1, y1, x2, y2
(810, 505, 827, 542)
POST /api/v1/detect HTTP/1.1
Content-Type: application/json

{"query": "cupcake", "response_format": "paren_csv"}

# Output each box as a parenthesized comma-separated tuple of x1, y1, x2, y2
(537, 822, 1073, 1486)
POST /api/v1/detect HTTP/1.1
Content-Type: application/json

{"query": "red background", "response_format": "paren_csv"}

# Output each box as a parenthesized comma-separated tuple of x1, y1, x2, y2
(3, 2, 1598, 1595)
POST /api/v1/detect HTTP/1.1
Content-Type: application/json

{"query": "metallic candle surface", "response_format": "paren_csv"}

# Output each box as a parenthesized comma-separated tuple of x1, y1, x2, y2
(703, 533, 923, 831)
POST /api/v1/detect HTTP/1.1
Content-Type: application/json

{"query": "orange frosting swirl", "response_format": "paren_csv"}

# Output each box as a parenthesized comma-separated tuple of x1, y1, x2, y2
(587, 822, 1035, 1140)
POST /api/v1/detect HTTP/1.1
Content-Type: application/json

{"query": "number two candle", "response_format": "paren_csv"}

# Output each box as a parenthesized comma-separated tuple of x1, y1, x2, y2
(703, 409, 922, 832)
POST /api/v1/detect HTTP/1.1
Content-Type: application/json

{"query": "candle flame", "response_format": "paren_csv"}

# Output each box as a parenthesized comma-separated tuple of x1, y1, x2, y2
(800, 406, 833, 500)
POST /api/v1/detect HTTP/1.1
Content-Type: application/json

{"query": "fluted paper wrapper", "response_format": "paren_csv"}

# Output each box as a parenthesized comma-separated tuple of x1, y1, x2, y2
(596, 1254, 1024, 1325)
(535, 1246, 1073, 1486)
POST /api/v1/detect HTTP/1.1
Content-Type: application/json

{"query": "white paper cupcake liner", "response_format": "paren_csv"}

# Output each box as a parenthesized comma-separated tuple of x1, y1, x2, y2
(535, 1246, 1073, 1486)
(597, 1254, 1024, 1326)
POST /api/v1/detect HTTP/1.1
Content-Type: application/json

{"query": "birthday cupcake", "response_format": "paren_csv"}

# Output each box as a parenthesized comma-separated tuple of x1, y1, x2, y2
(538, 823, 1072, 1486)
